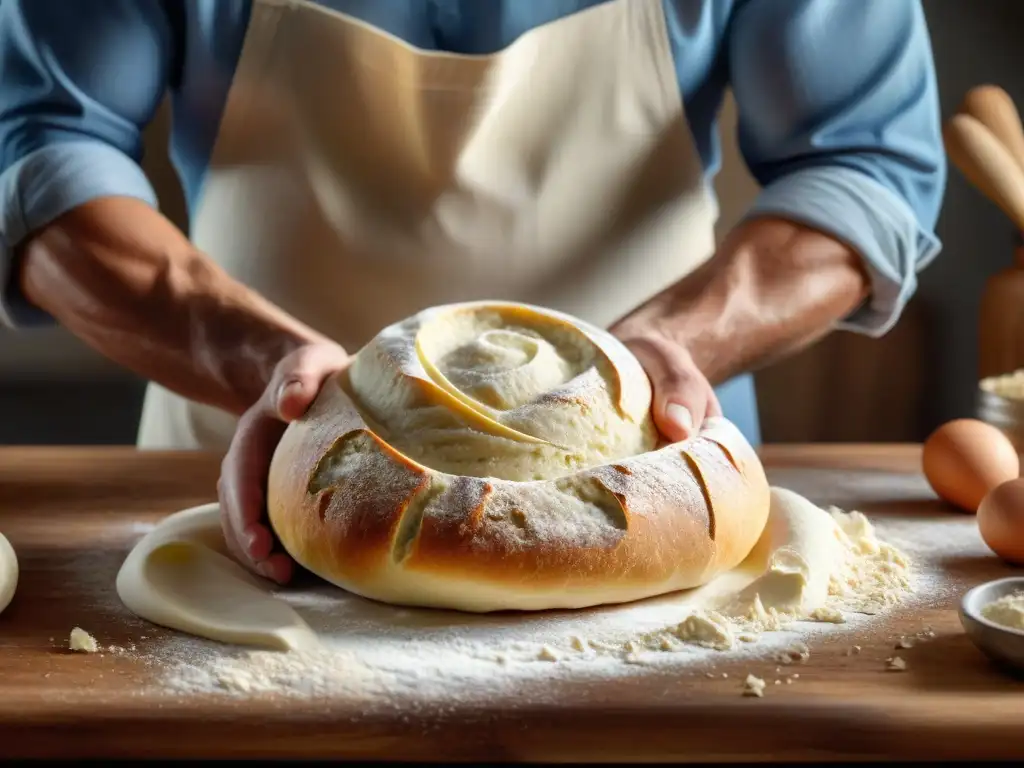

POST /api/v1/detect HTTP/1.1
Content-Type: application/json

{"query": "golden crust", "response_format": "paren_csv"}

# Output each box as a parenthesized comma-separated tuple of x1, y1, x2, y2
(268, 383, 770, 611)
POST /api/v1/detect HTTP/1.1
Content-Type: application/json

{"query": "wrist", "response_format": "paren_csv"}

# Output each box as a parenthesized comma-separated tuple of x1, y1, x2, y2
(191, 281, 331, 413)
(614, 217, 869, 383)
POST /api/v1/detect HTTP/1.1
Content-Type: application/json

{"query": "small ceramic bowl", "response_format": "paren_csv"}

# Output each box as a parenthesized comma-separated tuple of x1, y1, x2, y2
(959, 576, 1024, 675)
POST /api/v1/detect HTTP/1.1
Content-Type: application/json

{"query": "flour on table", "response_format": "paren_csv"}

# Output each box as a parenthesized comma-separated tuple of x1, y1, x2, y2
(132, 485, 934, 702)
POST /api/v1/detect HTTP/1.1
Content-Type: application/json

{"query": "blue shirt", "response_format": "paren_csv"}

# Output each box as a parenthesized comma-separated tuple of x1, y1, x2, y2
(0, 0, 946, 446)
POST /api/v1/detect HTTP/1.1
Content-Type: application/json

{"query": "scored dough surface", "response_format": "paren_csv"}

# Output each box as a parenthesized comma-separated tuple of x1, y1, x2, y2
(268, 301, 772, 612)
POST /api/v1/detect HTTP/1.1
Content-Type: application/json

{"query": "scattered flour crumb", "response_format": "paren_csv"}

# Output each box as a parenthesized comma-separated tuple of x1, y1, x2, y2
(644, 611, 735, 652)
(69, 627, 99, 653)
(895, 637, 914, 649)
(810, 606, 845, 624)
(743, 674, 766, 697)
(886, 656, 907, 672)
(775, 642, 810, 665)
(537, 646, 559, 662)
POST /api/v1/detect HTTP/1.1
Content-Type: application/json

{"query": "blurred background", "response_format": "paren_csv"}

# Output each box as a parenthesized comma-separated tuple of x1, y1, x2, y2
(0, 0, 1019, 446)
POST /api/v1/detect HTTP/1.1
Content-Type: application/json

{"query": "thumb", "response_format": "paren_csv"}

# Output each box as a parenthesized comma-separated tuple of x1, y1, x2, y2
(655, 386, 709, 444)
(626, 336, 710, 443)
(273, 343, 349, 422)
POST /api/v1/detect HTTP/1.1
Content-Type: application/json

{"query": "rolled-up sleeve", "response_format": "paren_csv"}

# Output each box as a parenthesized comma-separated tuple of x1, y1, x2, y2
(0, 0, 173, 327)
(728, 0, 945, 336)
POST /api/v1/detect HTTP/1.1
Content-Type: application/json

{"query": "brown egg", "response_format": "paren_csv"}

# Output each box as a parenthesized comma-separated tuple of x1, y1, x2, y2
(978, 478, 1024, 563)
(922, 418, 1020, 513)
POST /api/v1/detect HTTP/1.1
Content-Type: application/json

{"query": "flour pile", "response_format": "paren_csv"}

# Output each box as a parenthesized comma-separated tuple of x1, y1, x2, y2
(632, 502, 911, 654)
(154, 487, 919, 700)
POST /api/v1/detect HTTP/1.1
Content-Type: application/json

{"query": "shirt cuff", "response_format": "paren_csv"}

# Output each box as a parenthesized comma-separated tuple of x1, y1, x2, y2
(0, 141, 159, 328)
(744, 166, 942, 338)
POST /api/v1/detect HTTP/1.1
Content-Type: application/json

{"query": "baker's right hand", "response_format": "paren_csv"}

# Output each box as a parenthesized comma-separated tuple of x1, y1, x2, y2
(218, 342, 349, 584)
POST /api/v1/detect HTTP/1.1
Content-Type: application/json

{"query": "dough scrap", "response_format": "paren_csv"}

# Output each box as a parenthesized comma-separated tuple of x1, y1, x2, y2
(69, 627, 99, 653)
(0, 531, 17, 617)
(115, 503, 319, 651)
(742, 674, 766, 697)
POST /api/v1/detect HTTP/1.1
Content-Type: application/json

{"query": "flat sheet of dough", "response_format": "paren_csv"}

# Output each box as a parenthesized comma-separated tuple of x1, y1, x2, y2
(116, 489, 844, 651)
(116, 504, 319, 651)
(0, 531, 16, 616)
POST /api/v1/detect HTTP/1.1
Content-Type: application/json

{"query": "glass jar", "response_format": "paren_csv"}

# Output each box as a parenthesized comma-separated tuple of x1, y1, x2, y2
(977, 370, 1024, 454)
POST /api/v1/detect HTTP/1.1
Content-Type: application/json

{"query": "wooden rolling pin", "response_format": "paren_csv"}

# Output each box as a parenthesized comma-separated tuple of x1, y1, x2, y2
(949, 87, 1024, 379)
(961, 85, 1024, 173)
(943, 112, 1024, 232)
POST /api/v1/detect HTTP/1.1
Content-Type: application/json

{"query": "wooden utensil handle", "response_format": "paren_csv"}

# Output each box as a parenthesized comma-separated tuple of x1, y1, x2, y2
(961, 85, 1024, 173)
(944, 113, 1024, 231)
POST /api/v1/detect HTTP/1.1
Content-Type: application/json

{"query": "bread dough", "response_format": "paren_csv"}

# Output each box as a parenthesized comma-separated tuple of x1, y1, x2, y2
(117, 488, 857, 651)
(269, 301, 772, 613)
(0, 531, 17, 616)
(115, 503, 318, 651)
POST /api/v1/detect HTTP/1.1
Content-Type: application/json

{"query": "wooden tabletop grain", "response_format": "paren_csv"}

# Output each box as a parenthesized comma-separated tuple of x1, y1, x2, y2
(0, 444, 1021, 761)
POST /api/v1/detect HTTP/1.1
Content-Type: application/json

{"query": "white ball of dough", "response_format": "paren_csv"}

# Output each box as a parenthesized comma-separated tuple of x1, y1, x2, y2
(0, 531, 18, 616)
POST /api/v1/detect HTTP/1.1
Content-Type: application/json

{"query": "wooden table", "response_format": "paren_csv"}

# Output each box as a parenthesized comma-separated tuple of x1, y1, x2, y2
(0, 445, 1021, 761)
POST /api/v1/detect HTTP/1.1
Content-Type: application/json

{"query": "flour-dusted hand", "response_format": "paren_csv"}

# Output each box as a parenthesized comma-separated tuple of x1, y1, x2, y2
(615, 330, 722, 443)
(218, 342, 349, 584)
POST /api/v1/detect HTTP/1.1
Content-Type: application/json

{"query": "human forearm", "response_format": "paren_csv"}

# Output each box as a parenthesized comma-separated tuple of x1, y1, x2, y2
(612, 217, 870, 385)
(17, 196, 330, 415)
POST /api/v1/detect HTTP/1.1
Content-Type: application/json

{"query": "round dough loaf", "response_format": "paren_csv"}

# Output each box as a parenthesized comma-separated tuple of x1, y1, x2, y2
(267, 301, 771, 612)
(0, 531, 17, 616)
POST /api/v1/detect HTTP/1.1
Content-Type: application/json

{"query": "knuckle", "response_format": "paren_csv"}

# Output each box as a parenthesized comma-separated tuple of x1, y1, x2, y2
(658, 368, 703, 396)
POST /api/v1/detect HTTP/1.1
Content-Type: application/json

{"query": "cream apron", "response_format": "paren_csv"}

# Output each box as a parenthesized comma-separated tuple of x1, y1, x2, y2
(138, 0, 758, 451)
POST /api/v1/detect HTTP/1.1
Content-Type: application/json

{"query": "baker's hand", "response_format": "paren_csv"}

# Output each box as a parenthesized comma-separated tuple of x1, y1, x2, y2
(218, 342, 349, 584)
(616, 330, 721, 443)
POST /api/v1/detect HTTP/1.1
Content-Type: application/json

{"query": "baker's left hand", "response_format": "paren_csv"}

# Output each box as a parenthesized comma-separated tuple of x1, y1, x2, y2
(615, 328, 721, 443)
